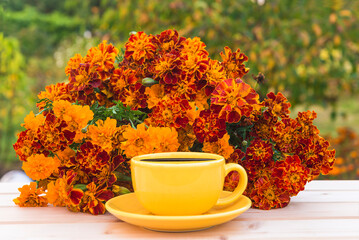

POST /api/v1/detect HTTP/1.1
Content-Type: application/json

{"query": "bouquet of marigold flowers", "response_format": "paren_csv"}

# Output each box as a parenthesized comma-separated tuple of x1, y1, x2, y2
(13, 29, 335, 213)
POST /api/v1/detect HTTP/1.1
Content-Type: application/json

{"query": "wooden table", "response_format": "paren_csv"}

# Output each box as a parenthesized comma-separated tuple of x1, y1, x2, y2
(1, 180, 358, 239)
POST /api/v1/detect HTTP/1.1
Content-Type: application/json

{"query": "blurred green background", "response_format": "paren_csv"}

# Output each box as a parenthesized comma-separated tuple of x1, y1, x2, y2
(0, 0, 358, 179)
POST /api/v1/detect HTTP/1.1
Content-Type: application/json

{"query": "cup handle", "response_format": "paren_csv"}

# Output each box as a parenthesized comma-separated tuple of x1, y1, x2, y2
(215, 163, 248, 207)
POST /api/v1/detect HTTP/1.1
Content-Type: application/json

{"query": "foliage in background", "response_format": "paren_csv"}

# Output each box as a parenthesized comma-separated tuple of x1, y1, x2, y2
(1, 0, 359, 179)
(0, 34, 32, 166)
(318, 127, 359, 180)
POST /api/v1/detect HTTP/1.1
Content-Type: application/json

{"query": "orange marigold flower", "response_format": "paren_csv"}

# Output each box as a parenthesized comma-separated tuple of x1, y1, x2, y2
(263, 92, 291, 119)
(82, 182, 114, 215)
(13, 182, 48, 207)
(21, 111, 45, 131)
(272, 155, 310, 196)
(37, 83, 72, 110)
(85, 41, 119, 80)
(22, 154, 60, 181)
(204, 59, 227, 96)
(181, 37, 209, 57)
(193, 109, 226, 143)
(46, 179, 66, 207)
(121, 123, 151, 159)
(147, 126, 180, 153)
(220, 46, 249, 79)
(203, 133, 234, 159)
(52, 100, 94, 142)
(211, 78, 260, 123)
(124, 31, 156, 64)
(87, 118, 118, 153)
(194, 88, 210, 111)
(145, 84, 166, 109)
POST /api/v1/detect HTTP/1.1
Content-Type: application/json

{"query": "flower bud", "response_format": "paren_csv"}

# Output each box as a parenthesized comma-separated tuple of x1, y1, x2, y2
(142, 77, 158, 87)
(242, 140, 248, 147)
(129, 31, 137, 36)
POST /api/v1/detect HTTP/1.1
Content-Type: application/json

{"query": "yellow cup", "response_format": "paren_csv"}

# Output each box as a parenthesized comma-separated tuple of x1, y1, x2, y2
(131, 152, 248, 216)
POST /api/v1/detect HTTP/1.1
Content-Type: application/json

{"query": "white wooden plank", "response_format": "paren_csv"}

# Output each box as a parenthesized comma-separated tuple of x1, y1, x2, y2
(0, 219, 358, 240)
(304, 180, 359, 191)
(292, 190, 359, 203)
(0, 201, 357, 224)
(1, 181, 358, 194)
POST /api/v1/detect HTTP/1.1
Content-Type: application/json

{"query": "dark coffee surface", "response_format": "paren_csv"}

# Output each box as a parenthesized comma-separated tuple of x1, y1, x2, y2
(140, 158, 216, 162)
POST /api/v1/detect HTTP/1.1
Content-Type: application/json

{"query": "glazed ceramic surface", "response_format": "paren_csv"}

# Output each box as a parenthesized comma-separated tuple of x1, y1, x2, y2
(131, 152, 248, 215)
(105, 191, 252, 232)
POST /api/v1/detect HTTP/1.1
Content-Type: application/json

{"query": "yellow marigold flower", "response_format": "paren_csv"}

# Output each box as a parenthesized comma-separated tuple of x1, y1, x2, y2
(21, 111, 45, 131)
(13, 182, 48, 207)
(122, 123, 151, 158)
(202, 134, 234, 159)
(46, 180, 66, 207)
(148, 126, 180, 153)
(22, 154, 60, 181)
(88, 118, 118, 153)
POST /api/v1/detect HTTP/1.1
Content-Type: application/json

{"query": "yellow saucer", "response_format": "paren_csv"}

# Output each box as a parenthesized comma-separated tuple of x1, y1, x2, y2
(105, 191, 252, 232)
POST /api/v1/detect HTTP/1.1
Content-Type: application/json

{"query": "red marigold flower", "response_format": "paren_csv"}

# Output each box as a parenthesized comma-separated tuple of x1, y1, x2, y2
(193, 109, 226, 143)
(124, 31, 156, 64)
(272, 155, 310, 196)
(263, 92, 291, 119)
(147, 96, 192, 129)
(154, 29, 186, 53)
(272, 118, 301, 153)
(82, 182, 114, 215)
(211, 78, 260, 123)
(249, 176, 290, 210)
(38, 113, 76, 153)
(75, 141, 110, 174)
(120, 82, 147, 110)
(109, 67, 138, 96)
(295, 137, 336, 178)
(154, 51, 182, 85)
(246, 139, 274, 165)
(296, 110, 320, 137)
(220, 46, 249, 79)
